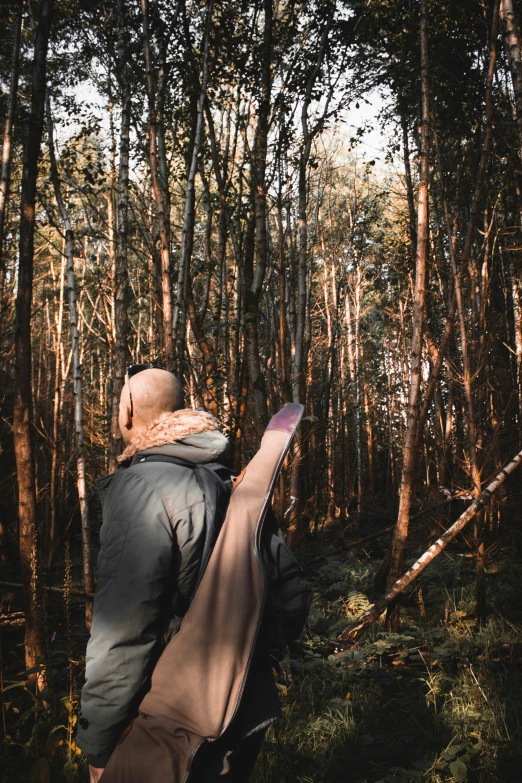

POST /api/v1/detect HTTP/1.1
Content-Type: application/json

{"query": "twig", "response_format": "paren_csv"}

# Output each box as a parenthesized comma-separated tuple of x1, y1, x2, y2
(0, 581, 94, 598)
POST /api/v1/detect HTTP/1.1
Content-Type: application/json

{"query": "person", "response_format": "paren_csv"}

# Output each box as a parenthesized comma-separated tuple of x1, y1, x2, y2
(76, 367, 280, 782)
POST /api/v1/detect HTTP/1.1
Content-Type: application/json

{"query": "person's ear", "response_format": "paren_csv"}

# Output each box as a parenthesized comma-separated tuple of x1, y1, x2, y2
(119, 396, 133, 434)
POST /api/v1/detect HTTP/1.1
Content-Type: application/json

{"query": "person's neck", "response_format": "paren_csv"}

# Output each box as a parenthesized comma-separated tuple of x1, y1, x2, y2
(123, 419, 149, 445)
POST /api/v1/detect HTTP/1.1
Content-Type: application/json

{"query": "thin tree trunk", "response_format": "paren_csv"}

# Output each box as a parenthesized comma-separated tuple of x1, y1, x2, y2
(500, 0, 522, 151)
(287, 4, 334, 544)
(386, 0, 429, 632)
(510, 261, 522, 435)
(13, 0, 54, 676)
(47, 99, 94, 627)
(141, 0, 174, 371)
(49, 251, 65, 570)
(345, 284, 363, 513)
(453, 0, 499, 624)
(109, 0, 131, 473)
(363, 381, 375, 497)
(276, 192, 291, 402)
(401, 111, 417, 255)
(0, 0, 23, 286)
(340, 445, 522, 644)
(243, 0, 272, 437)
(173, 0, 212, 379)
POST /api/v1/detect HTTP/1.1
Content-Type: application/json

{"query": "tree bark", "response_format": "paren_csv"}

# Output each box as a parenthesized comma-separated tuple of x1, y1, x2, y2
(401, 111, 417, 256)
(510, 261, 522, 436)
(49, 251, 65, 571)
(386, 0, 430, 631)
(500, 0, 522, 152)
(109, 0, 131, 473)
(243, 0, 272, 437)
(141, 0, 175, 371)
(0, 0, 23, 286)
(13, 0, 54, 676)
(47, 98, 94, 628)
(173, 0, 212, 380)
(287, 2, 334, 544)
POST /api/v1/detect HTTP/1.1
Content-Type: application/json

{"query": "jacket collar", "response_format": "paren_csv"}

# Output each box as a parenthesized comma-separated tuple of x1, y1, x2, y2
(118, 409, 220, 463)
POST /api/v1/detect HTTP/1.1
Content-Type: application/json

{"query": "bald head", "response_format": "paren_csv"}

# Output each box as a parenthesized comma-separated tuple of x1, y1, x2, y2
(119, 368, 184, 444)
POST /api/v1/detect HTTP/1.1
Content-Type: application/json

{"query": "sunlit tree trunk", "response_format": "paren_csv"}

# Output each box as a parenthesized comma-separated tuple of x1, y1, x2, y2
(387, 0, 429, 632)
(0, 0, 23, 287)
(141, 0, 174, 371)
(345, 280, 363, 514)
(47, 100, 94, 627)
(363, 381, 375, 497)
(49, 251, 65, 570)
(13, 0, 53, 676)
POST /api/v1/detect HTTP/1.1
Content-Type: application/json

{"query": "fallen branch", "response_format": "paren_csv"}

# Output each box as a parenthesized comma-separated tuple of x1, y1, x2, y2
(0, 581, 94, 598)
(338, 448, 522, 644)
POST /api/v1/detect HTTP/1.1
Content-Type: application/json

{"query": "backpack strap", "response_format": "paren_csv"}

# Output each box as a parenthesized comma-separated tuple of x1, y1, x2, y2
(131, 453, 233, 601)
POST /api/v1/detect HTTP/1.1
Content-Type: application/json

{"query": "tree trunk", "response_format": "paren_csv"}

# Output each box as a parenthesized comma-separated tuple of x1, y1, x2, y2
(47, 98, 94, 628)
(500, 0, 522, 151)
(13, 0, 54, 677)
(141, 0, 174, 371)
(510, 262, 522, 436)
(49, 251, 65, 571)
(243, 0, 272, 437)
(387, 0, 430, 632)
(363, 381, 375, 497)
(287, 3, 334, 544)
(0, 0, 23, 286)
(401, 111, 417, 255)
(174, 0, 212, 380)
(109, 0, 131, 473)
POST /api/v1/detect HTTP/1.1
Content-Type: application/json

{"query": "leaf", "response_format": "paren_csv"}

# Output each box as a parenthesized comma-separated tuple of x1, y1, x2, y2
(441, 750, 457, 761)
(29, 759, 50, 783)
(449, 759, 468, 781)
(18, 665, 45, 677)
(1, 682, 27, 694)
(442, 743, 466, 761)
(48, 723, 68, 735)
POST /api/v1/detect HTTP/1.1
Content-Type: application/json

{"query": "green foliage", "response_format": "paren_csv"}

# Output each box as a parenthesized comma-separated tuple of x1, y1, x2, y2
(251, 539, 522, 783)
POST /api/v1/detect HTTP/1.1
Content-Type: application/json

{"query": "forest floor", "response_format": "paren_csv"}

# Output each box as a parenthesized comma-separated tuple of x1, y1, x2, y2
(254, 513, 522, 783)
(1, 508, 522, 782)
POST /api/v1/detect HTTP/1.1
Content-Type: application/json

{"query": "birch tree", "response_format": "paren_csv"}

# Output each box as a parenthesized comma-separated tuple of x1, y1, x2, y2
(47, 99, 94, 627)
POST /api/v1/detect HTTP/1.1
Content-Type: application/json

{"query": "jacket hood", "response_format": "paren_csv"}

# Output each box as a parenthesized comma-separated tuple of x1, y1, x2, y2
(118, 409, 229, 464)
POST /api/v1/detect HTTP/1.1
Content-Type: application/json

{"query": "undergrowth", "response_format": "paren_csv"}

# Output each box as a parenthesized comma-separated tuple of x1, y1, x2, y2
(1, 535, 522, 781)
(252, 543, 522, 783)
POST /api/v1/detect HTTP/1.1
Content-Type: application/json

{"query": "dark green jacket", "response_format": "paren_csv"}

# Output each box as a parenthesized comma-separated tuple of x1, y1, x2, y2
(76, 429, 232, 766)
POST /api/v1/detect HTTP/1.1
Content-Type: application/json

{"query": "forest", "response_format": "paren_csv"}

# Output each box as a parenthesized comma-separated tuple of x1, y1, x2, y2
(1, 0, 522, 780)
